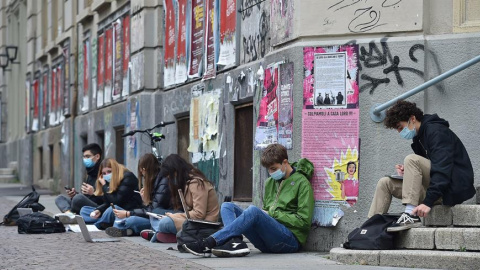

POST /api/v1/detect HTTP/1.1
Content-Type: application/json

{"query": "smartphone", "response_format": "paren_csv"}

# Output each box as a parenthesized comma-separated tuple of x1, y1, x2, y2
(64, 185, 72, 191)
(110, 203, 116, 210)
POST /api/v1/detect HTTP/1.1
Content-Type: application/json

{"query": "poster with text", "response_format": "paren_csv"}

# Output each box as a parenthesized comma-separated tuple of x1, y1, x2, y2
(122, 15, 130, 97)
(188, 0, 204, 78)
(82, 40, 90, 112)
(32, 79, 39, 131)
(203, 0, 217, 80)
(56, 65, 64, 123)
(303, 45, 359, 109)
(63, 42, 70, 116)
(50, 69, 56, 125)
(104, 28, 113, 104)
(42, 70, 48, 128)
(278, 62, 293, 149)
(175, 0, 188, 84)
(113, 19, 123, 100)
(217, 0, 236, 67)
(97, 34, 105, 108)
(164, 0, 176, 87)
(254, 63, 279, 149)
(25, 75, 31, 132)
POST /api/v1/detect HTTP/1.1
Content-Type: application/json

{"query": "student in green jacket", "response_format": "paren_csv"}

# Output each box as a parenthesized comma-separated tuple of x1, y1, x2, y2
(183, 143, 315, 258)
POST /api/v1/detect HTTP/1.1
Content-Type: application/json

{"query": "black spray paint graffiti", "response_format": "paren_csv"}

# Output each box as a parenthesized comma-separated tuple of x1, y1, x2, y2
(241, 0, 262, 20)
(328, 0, 404, 33)
(242, 10, 270, 63)
(349, 39, 444, 94)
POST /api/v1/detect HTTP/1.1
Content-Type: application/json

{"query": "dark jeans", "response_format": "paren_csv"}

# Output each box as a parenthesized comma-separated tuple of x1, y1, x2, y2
(55, 193, 98, 214)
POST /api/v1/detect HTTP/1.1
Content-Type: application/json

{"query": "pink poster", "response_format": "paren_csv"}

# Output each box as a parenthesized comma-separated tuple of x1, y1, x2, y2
(302, 109, 359, 226)
(188, 0, 204, 77)
(175, 0, 188, 84)
(164, 0, 176, 86)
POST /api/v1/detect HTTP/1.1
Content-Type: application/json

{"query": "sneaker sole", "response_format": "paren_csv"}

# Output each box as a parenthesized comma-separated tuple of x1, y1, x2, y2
(212, 248, 250, 258)
(387, 222, 422, 232)
(105, 227, 133, 237)
(182, 244, 212, 258)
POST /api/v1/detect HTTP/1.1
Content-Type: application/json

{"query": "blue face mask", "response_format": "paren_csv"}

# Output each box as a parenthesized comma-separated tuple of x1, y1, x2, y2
(270, 165, 286, 181)
(400, 120, 416, 140)
(104, 173, 112, 182)
(83, 158, 95, 168)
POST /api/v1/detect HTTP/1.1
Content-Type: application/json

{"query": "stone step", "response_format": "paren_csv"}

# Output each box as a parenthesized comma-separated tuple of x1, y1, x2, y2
(0, 168, 14, 175)
(424, 205, 480, 227)
(395, 227, 480, 251)
(0, 175, 17, 183)
(330, 247, 480, 270)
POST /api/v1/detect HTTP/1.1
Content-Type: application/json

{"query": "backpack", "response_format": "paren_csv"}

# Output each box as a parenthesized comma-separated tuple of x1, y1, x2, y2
(343, 214, 398, 250)
(176, 220, 221, 252)
(1, 185, 45, 226)
(16, 212, 66, 234)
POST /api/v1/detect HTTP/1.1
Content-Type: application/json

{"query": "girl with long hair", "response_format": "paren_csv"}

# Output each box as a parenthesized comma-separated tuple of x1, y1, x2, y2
(141, 154, 220, 243)
(104, 153, 176, 237)
(79, 158, 142, 229)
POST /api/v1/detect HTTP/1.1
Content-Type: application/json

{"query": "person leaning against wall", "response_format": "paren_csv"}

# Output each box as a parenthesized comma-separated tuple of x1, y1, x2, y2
(54, 143, 105, 223)
(368, 100, 475, 232)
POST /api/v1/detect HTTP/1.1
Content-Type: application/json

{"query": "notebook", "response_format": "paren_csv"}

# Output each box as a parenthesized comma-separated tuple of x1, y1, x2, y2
(75, 216, 121, 243)
(178, 189, 221, 226)
(386, 174, 403, 180)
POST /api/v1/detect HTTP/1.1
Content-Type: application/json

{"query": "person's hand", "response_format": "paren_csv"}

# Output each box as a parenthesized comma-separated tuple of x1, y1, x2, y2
(412, 204, 431, 217)
(66, 188, 76, 198)
(395, 164, 404, 176)
(98, 176, 106, 186)
(81, 183, 94, 195)
(113, 209, 128, 219)
(90, 210, 101, 219)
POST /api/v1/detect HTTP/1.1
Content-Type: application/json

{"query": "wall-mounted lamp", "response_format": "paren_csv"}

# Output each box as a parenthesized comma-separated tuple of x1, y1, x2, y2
(0, 54, 10, 72)
(0, 46, 20, 72)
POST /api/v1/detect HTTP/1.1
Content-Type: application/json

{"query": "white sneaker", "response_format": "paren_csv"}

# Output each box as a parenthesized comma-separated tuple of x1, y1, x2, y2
(54, 212, 77, 224)
(386, 212, 422, 232)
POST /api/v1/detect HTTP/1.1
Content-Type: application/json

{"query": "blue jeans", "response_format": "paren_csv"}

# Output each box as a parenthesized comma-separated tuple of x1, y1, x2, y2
(149, 216, 176, 243)
(212, 203, 300, 253)
(80, 205, 117, 229)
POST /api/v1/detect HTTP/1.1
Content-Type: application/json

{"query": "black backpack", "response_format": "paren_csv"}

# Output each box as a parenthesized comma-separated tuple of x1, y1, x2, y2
(16, 212, 66, 234)
(343, 214, 398, 250)
(176, 220, 221, 252)
(1, 186, 45, 226)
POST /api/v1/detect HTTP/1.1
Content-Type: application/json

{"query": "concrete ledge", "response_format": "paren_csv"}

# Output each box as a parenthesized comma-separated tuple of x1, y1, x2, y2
(452, 205, 480, 226)
(424, 205, 452, 226)
(0, 168, 14, 175)
(435, 228, 480, 251)
(395, 228, 436, 249)
(331, 247, 480, 270)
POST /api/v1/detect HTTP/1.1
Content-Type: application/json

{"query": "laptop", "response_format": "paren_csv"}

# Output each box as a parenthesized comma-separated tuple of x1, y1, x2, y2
(17, 208, 33, 216)
(178, 189, 221, 226)
(386, 174, 403, 180)
(75, 216, 121, 243)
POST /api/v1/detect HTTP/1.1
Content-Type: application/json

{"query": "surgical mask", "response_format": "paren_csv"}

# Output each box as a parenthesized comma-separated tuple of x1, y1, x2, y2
(83, 158, 95, 168)
(400, 120, 416, 140)
(104, 173, 112, 182)
(270, 165, 286, 181)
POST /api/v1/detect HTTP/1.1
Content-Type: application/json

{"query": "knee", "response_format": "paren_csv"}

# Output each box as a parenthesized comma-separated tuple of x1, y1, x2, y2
(244, 205, 262, 216)
(221, 202, 235, 211)
(404, 154, 420, 165)
(376, 177, 392, 191)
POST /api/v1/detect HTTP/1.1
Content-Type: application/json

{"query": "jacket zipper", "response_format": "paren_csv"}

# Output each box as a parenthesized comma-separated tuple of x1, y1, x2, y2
(270, 180, 285, 212)
(419, 140, 429, 159)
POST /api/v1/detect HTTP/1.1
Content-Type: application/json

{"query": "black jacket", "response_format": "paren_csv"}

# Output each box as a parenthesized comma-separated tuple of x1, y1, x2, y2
(95, 171, 143, 213)
(131, 174, 173, 218)
(411, 114, 475, 207)
(84, 162, 104, 205)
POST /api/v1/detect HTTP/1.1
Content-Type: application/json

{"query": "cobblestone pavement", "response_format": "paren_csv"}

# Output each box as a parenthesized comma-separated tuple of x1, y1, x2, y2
(0, 197, 211, 270)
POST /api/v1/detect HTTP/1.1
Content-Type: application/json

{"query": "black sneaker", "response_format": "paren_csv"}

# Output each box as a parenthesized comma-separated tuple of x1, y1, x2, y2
(212, 238, 250, 257)
(105, 227, 133, 237)
(387, 212, 422, 232)
(183, 239, 212, 258)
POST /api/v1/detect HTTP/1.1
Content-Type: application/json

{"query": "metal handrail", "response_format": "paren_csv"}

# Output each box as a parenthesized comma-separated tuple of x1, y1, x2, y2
(370, 54, 480, 122)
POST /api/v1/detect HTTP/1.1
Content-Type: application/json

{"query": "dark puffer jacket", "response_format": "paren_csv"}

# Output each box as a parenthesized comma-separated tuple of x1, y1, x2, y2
(411, 114, 475, 207)
(130, 174, 173, 217)
(84, 161, 104, 205)
(95, 171, 143, 214)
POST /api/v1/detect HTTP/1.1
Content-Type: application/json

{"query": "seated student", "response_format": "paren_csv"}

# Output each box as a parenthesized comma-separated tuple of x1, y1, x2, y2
(55, 143, 105, 216)
(183, 143, 314, 258)
(104, 153, 174, 237)
(79, 158, 143, 229)
(140, 154, 219, 243)
(368, 101, 475, 232)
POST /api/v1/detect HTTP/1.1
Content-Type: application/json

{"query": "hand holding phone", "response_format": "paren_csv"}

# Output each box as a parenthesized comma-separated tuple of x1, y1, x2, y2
(65, 186, 76, 198)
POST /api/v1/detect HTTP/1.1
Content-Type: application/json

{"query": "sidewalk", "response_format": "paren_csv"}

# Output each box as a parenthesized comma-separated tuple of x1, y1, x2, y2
(0, 184, 437, 270)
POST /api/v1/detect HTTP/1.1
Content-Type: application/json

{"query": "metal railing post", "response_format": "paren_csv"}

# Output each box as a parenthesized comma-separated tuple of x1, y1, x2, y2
(370, 54, 480, 122)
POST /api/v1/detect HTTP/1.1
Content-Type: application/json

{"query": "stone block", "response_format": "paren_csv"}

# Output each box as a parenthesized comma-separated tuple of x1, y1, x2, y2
(394, 228, 436, 249)
(435, 228, 465, 250)
(379, 249, 480, 270)
(452, 205, 480, 226)
(424, 205, 452, 226)
(476, 185, 480, 204)
(329, 247, 379, 266)
(461, 228, 480, 251)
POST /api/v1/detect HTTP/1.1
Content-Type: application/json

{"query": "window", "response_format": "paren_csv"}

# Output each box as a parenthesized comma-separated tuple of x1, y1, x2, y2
(115, 126, 125, 164)
(177, 117, 190, 162)
(233, 104, 253, 201)
(96, 131, 105, 154)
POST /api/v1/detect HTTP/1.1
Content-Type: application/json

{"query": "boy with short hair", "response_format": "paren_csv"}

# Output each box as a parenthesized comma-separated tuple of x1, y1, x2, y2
(368, 100, 475, 232)
(183, 143, 314, 257)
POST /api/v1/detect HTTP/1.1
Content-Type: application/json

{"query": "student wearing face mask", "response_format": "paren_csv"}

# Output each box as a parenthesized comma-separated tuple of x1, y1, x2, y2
(183, 143, 314, 258)
(54, 144, 105, 219)
(368, 100, 475, 232)
(79, 158, 142, 229)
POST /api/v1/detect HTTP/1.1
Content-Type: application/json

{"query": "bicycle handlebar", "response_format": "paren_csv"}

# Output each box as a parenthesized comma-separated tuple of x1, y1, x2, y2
(121, 121, 175, 137)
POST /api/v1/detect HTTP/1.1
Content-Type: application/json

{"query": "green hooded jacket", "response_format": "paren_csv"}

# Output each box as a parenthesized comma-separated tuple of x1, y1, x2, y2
(262, 158, 314, 246)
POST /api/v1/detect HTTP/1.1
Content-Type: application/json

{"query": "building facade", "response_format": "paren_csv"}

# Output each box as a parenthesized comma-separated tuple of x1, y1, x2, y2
(0, 0, 480, 251)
